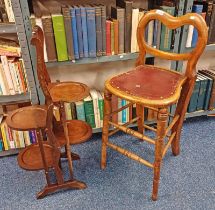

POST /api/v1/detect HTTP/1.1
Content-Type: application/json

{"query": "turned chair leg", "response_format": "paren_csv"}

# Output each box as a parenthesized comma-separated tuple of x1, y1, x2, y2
(152, 108, 168, 201)
(171, 79, 195, 156)
(101, 90, 112, 169)
(136, 104, 144, 134)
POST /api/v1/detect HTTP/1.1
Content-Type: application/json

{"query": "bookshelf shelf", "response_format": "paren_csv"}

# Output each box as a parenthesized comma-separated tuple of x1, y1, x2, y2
(205, 44, 215, 51)
(46, 53, 153, 68)
(0, 92, 31, 104)
(0, 23, 17, 34)
(0, 148, 21, 157)
(185, 109, 215, 118)
(185, 44, 215, 53)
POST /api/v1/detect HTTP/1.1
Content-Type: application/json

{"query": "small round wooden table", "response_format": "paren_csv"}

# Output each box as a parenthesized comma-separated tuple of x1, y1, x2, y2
(6, 101, 92, 199)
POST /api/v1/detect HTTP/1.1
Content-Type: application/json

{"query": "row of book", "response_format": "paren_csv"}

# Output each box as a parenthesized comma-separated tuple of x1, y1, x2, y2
(0, 0, 15, 23)
(0, 56, 28, 95)
(0, 117, 36, 151)
(186, 1, 215, 48)
(188, 68, 215, 113)
(30, 0, 177, 63)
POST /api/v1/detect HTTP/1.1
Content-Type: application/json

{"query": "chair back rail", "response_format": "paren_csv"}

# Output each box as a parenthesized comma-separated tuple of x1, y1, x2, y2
(136, 10, 208, 79)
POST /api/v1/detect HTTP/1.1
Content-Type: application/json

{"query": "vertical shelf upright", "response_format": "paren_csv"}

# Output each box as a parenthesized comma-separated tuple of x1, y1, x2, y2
(11, 0, 41, 104)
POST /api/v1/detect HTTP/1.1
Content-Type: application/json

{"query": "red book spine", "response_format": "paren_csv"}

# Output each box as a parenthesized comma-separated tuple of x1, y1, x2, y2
(106, 20, 111, 56)
(111, 95, 118, 123)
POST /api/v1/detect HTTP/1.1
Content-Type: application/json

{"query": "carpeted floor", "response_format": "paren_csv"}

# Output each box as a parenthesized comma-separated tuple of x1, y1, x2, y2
(0, 116, 214, 210)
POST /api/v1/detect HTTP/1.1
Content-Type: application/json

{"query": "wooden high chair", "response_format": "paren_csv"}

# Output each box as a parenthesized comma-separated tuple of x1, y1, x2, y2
(101, 10, 208, 200)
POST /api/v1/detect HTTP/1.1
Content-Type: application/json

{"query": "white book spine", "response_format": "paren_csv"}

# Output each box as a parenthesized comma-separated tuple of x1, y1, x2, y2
(131, 8, 139, 53)
(18, 131, 25, 148)
(186, 25, 194, 48)
(8, 63, 19, 94)
(0, 64, 9, 95)
(147, 20, 154, 46)
(136, 11, 145, 52)
(14, 62, 24, 93)
(1, 55, 15, 95)
(4, 0, 15, 22)
(35, 18, 48, 62)
(90, 90, 100, 128)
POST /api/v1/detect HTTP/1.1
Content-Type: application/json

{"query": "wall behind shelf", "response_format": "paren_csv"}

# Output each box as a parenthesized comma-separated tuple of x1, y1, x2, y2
(47, 50, 215, 92)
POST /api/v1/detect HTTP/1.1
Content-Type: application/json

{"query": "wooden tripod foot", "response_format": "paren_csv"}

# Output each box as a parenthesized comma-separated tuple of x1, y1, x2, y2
(60, 152, 80, 160)
(36, 179, 87, 199)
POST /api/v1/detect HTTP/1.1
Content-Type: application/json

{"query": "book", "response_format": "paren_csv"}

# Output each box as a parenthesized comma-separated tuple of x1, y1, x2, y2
(41, 15, 57, 62)
(51, 14, 68, 61)
(100, 5, 107, 56)
(147, 20, 154, 46)
(97, 91, 104, 127)
(198, 72, 213, 110)
(0, 63, 9, 95)
(113, 19, 119, 55)
(75, 100, 86, 121)
(199, 69, 215, 110)
(75, 6, 84, 58)
(86, 6, 97, 58)
(191, 4, 203, 48)
(208, 4, 215, 44)
(4, 0, 14, 22)
(106, 20, 111, 56)
(70, 7, 79, 59)
(116, 0, 133, 53)
(131, 8, 139, 53)
(159, 6, 175, 51)
(90, 89, 100, 128)
(111, 6, 125, 54)
(187, 78, 200, 113)
(110, 20, 115, 55)
(64, 102, 72, 120)
(80, 6, 89, 58)
(95, 6, 102, 57)
(84, 95, 96, 128)
(1, 55, 15, 94)
(62, 5, 75, 60)
(196, 74, 207, 111)
(35, 17, 48, 62)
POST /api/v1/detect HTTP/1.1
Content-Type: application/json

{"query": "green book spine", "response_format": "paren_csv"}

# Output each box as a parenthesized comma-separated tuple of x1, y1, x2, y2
(204, 78, 213, 110)
(84, 98, 96, 128)
(75, 101, 86, 121)
(188, 79, 200, 113)
(51, 14, 68, 61)
(110, 21, 114, 55)
(98, 98, 104, 121)
(196, 78, 207, 111)
(159, 6, 175, 51)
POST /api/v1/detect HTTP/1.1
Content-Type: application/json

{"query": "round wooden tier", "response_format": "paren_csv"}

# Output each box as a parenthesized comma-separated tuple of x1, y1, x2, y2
(6, 105, 47, 131)
(54, 120, 92, 146)
(17, 143, 60, 171)
(48, 82, 89, 103)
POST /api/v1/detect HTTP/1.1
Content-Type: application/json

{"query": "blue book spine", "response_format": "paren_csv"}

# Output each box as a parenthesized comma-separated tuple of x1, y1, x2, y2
(0, 140, 3, 151)
(75, 7, 84, 58)
(121, 99, 127, 123)
(191, 5, 203, 48)
(203, 77, 213, 110)
(76, 103, 86, 121)
(153, 20, 158, 46)
(188, 80, 201, 112)
(80, 7, 89, 58)
(70, 8, 79, 59)
(86, 7, 96, 58)
(196, 78, 207, 110)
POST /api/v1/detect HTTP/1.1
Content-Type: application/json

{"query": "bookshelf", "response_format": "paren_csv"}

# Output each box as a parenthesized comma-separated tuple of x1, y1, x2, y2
(0, 23, 17, 33)
(46, 53, 153, 67)
(0, 93, 31, 104)
(0, 0, 214, 157)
